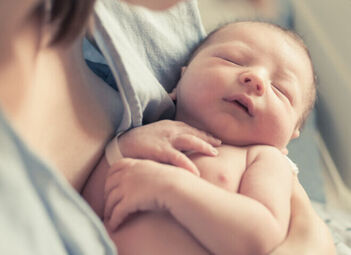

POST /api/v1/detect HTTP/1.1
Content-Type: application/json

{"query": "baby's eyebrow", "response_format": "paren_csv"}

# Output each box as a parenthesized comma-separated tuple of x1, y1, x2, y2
(232, 43, 252, 54)
(219, 41, 252, 53)
(276, 68, 297, 82)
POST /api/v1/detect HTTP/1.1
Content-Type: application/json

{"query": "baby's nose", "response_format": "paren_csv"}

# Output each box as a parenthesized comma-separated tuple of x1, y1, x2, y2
(239, 72, 265, 96)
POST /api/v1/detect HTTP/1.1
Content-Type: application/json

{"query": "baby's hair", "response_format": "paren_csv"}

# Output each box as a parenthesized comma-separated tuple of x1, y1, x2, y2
(187, 20, 316, 130)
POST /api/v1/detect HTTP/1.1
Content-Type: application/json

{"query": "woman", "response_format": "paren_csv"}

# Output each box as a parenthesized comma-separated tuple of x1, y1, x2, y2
(0, 1, 227, 254)
(0, 0, 335, 254)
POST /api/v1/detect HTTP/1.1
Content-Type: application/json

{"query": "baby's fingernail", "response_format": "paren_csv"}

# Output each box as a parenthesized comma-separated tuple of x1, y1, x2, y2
(211, 148, 218, 155)
(214, 138, 222, 145)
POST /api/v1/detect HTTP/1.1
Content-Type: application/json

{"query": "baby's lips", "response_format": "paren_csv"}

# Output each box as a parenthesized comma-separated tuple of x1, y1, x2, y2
(224, 94, 255, 117)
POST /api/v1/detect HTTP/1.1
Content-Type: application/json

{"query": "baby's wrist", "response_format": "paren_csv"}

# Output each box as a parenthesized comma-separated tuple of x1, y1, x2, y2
(159, 170, 191, 212)
(116, 132, 134, 158)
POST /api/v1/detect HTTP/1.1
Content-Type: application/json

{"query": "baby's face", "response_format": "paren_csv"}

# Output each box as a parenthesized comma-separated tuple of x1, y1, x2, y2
(175, 22, 313, 149)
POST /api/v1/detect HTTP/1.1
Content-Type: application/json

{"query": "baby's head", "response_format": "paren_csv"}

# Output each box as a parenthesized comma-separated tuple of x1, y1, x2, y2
(174, 21, 316, 151)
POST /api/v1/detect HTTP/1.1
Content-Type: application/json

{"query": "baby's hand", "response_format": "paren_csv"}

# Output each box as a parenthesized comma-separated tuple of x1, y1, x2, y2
(104, 158, 186, 230)
(118, 120, 221, 175)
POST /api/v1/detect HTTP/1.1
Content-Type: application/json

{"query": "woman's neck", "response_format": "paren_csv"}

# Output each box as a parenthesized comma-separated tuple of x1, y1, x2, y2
(5, 36, 118, 191)
(0, 10, 41, 120)
(35, 37, 90, 96)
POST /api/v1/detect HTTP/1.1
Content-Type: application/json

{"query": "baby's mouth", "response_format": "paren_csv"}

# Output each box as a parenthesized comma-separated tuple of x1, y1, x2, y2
(223, 96, 254, 117)
(234, 100, 250, 115)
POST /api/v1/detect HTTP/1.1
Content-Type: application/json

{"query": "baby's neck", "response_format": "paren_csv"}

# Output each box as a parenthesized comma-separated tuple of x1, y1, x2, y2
(174, 114, 287, 153)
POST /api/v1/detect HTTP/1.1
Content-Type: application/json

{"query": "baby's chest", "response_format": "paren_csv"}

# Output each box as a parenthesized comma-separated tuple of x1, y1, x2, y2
(189, 145, 248, 193)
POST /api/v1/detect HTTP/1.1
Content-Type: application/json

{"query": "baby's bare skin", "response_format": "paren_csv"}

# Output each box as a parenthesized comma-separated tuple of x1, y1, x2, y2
(84, 145, 248, 254)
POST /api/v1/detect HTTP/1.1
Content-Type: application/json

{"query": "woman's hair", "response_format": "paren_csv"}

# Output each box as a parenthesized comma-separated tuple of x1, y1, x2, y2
(43, 0, 96, 45)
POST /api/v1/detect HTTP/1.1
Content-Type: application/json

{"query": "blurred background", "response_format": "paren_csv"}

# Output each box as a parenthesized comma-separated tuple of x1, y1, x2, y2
(197, 0, 351, 213)
(198, 0, 292, 31)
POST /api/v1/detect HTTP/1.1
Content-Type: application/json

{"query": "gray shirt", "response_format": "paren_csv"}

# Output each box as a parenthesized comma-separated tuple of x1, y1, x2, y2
(0, 111, 116, 255)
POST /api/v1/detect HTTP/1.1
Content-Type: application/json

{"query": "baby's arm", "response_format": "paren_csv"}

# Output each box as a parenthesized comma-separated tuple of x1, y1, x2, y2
(238, 146, 293, 253)
(165, 146, 293, 255)
(105, 146, 293, 255)
(82, 120, 221, 217)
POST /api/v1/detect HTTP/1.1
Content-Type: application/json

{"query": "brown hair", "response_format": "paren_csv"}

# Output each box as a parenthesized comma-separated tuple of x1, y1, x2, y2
(42, 0, 96, 45)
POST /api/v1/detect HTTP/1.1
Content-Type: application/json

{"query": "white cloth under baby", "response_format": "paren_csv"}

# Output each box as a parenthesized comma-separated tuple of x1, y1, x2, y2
(285, 155, 299, 175)
(105, 136, 123, 166)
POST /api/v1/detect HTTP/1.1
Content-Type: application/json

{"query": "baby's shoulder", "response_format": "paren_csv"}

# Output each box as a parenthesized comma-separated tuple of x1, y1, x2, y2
(247, 144, 283, 155)
(246, 145, 298, 173)
(218, 144, 250, 155)
(246, 145, 284, 163)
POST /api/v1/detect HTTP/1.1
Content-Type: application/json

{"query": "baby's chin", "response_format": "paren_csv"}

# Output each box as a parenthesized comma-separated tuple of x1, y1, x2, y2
(213, 132, 289, 150)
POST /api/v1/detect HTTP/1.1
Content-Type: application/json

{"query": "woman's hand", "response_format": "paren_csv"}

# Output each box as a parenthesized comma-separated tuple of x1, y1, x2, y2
(269, 177, 336, 255)
(118, 120, 221, 175)
(104, 158, 191, 230)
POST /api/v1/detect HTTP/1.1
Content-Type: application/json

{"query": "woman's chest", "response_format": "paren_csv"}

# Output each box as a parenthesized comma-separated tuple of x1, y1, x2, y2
(14, 77, 123, 190)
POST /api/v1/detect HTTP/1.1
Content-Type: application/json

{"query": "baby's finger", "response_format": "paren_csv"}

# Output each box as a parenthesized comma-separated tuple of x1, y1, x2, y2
(104, 188, 123, 220)
(108, 200, 130, 231)
(107, 158, 136, 177)
(161, 148, 200, 175)
(104, 171, 123, 199)
(173, 134, 219, 156)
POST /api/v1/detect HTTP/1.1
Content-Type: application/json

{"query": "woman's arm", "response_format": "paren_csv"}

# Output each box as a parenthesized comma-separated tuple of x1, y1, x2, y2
(269, 178, 336, 255)
(104, 146, 293, 255)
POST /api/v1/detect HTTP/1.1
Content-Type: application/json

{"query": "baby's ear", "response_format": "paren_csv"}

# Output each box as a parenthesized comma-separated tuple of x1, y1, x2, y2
(291, 129, 300, 140)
